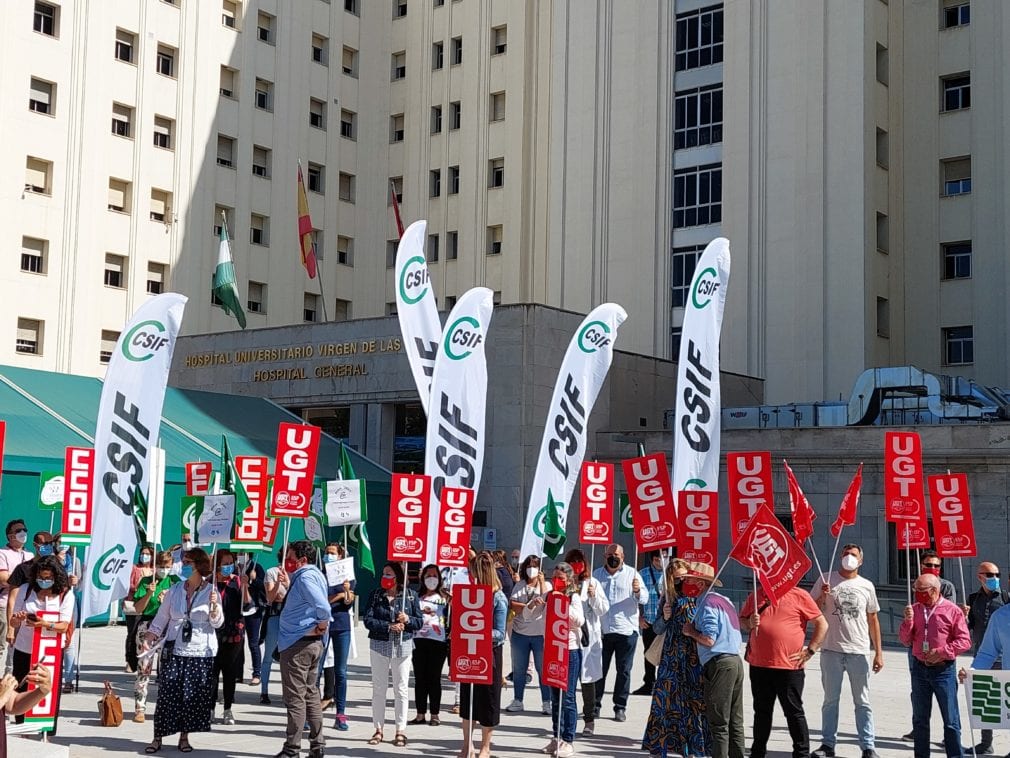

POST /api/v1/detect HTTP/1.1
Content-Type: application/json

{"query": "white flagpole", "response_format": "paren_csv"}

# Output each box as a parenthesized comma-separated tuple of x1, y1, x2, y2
(807, 539, 826, 585)
(827, 532, 843, 588)
(957, 558, 967, 607)
(905, 524, 912, 605)
(751, 570, 759, 637)
(963, 678, 978, 758)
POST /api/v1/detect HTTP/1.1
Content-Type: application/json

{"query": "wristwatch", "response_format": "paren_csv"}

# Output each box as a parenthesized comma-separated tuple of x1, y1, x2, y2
(805, 646, 818, 656)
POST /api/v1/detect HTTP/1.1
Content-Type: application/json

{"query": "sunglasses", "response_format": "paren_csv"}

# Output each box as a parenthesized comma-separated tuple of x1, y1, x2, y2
(923, 562, 942, 569)
(981, 572, 1001, 578)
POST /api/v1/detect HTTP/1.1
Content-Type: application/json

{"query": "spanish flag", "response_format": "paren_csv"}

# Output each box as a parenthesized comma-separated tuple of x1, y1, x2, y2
(296, 163, 318, 279)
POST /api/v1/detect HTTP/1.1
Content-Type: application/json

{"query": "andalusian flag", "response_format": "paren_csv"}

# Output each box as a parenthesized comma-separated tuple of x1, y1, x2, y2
(296, 162, 319, 279)
(339, 443, 374, 575)
(212, 214, 247, 328)
(220, 436, 250, 527)
(132, 486, 149, 547)
(543, 489, 566, 560)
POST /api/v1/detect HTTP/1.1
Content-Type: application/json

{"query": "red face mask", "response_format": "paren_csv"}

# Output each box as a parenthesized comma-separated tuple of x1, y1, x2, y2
(915, 590, 933, 605)
(381, 576, 396, 590)
(681, 582, 701, 598)
(569, 561, 585, 576)
(923, 566, 941, 576)
(553, 577, 568, 593)
(283, 558, 299, 574)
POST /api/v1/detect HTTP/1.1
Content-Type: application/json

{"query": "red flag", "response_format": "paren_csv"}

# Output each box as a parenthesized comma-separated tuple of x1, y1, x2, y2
(542, 593, 571, 689)
(621, 453, 677, 552)
(270, 422, 322, 518)
(884, 432, 926, 522)
(578, 462, 614, 544)
(185, 461, 213, 496)
(435, 487, 475, 567)
(829, 464, 863, 538)
(387, 474, 431, 562)
(729, 505, 811, 605)
(783, 459, 816, 544)
(726, 452, 774, 541)
(28, 611, 64, 727)
(234, 456, 269, 546)
(676, 490, 719, 567)
(390, 180, 405, 238)
(449, 584, 494, 684)
(296, 163, 319, 279)
(60, 447, 95, 547)
(897, 517, 931, 550)
(928, 473, 977, 558)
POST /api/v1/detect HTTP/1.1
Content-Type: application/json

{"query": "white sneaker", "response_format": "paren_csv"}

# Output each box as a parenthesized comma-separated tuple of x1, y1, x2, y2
(556, 741, 575, 758)
(541, 701, 552, 715)
(541, 738, 558, 754)
(222, 709, 235, 725)
(505, 699, 524, 712)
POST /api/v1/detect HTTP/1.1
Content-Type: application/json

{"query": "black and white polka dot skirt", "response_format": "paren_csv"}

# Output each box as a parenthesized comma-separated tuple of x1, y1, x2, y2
(154, 652, 215, 738)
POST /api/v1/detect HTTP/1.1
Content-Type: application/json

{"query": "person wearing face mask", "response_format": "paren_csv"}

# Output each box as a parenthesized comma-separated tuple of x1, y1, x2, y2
(0, 521, 31, 677)
(322, 542, 355, 729)
(240, 552, 266, 689)
(132, 551, 179, 723)
(5, 532, 56, 664)
(592, 543, 649, 723)
(810, 544, 883, 758)
(121, 545, 156, 674)
(409, 564, 449, 726)
(510, 550, 522, 580)
(260, 548, 288, 705)
(493, 550, 515, 600)
(633, 551, 666, 697)
(899, 573, 970, 758)
(211, 549, 249, 726)
(562, 547, 609, 737)
(506, 555, 553, 714)
(541, 562, 585, 758)
(56, 538, 82, 694)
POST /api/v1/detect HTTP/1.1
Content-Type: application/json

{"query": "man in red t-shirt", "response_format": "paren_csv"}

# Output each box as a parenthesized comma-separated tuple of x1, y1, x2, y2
(739, 586, 828, 758)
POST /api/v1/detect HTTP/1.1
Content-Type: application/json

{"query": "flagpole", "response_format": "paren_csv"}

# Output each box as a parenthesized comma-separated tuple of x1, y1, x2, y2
(315, 258, 329, 323)
(905, 524, 912, 605)
(827, 532, 843, 588)
(297, 158, 328, 322)
(957, 558, 967, 607)
(807, 538, 826, 584)
(751, 570, 759, 637)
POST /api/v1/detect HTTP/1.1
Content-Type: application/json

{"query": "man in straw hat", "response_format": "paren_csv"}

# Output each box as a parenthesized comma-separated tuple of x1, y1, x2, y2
(682, 561, 744, 758)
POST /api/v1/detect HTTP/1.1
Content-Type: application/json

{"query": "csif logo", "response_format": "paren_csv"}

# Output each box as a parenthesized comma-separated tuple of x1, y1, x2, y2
(122, 320, 170, 362)
(91, 543, 129, 590)
(691, 267, 720, 309)
(444, 316, 483, 361)
(398, 255, 430, 305)
(577, 321, 612, 354)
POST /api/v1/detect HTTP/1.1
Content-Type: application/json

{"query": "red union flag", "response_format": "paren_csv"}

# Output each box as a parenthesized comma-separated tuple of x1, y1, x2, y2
(830, 464, 863, 538)
(388, 474, 431, 562)
(27, 610, 63, 731)
(897, 516, 931, 550)
(436, 487, 474, 567)
(185, 461, 213, 496)
(270, 422, 321, 518)
(783, 459, 816, 544)
(677, 490, 719, 567)
(729, 506, 811, 605)
(450, 584, 493, 684)
(60, 447, 95, 546)
(929, 473, 977, 558)
(884, 432, 925, 522)
(543, 593, 571, 689)
(622, 453, 677, 552)
(727, 452, 773, 540)
(234, 456, 268, 546)
(579, 462, 614, 544)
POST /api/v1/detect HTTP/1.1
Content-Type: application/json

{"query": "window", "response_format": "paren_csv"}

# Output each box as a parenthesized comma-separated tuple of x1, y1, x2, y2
(250, 213, 269, 245)
(257, 11, 275, 44)
(310, 98, 326, 129)
(394, 0, 407, 18)
(100, 330, 119, 364)
(156, 44, 176, 77)
(450, 101, 461, 129)
(213, 205, 233, 236)
(445, 295, 457, 310)
(435, 0, 445, 6)
(876, 297, 889, 338)
(312, 33, 329, 64)
(876, 44, 888, 86)
(876, 212, 889, 252)
(386, 240, 398, 268)
(447, 231, 458, 260)
(308, 162, 325, 193)
(337, 236, 353, 265)
(427, 233, 440, 262)
(216, 134, 235, 167)
(115, 29, 136, 63)
(386, 302, 398, 316)
(451, 36, 462, 65)
(675, 5, 724, 71)
(147, 262, 166, 294)
(104, 253, 126, 288)
(433, 41, 444, 70)
(255, 78, 273, 111)
(674, 85, 723, 149)
(20, 237, 47, 274)
(391, 113, 405, 142)
(24, 157, 52, 195)
(342, 46, 358, 76)
(671, 326, 683, 358)
(944, 325, 974, 365)
(449, 165, 460, 194)
(311, 229, 324, 261)
(876, 128, 888, 168)
(222, 0, 240, 29)
(942, 241, 972, 280)
(942, 157, 971, 196)
(16, 318, 42, 355)
(943, 2, 970, 28)
(390, 176, 403, 204)
(252, 145, 271, 177)
(154, 116, 174, 149)
(29, 78, 54, 115)
(220, 66, 237, 98)
(340, 109, 356, 140)
(150, 188, 171, 222)
(673, 164, 721, 228)
(489, 158, 504, 188)
(392, 52, 406, 80)
(431, 105, 443, 134)
(108, 178, 131, 213)
(942, 74, 970, 112)
(671, 246, 703, 307)
(111, 103, 133, 138)
(304, 293, 319, 323)
(345, 0, 359, 14)
(333, 299, 351, 322)
(487, 225, 502, 255)
(247, 281, 265, 313)
(338, 172, 355, 202)
(490, 91, 505, 122)
(492, 25, 507, 55)
(34, 2, 58, 37)
(430, 169, 442, 197)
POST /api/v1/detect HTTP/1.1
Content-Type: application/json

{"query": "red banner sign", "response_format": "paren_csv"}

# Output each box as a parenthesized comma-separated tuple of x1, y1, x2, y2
(622, 453, 677, 552)
(729, 506, 810, 606)
(896, 516, 931, 550)
(727, 452, 773, 540)
(27, 610, 63, 731)
(543, 592, 571, 689)
(677, 490, 719, 567)
(579, 462, 614, 544)
(884, 432, 926, 522)
(270, 422, 321, 518)
(435, 487, 474, 567)
(234, 456, 269, 546)
(928, 473, 977, 558)
(262, 477, 279, 548)
(449, 584, 493, 684)
(185, 461, 213, 496)
(388, 474, 431, 562)
(60, 447, 95, 546)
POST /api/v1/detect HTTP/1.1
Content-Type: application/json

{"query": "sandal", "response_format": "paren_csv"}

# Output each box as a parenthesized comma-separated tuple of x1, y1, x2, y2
(429, 715, 441, 726)
(145, 739, 162, 754)
(393, 733, 407, 747)
(178, 737, 193, 753)
(367, 730, 383, 745)
(408, 715, 427, 724)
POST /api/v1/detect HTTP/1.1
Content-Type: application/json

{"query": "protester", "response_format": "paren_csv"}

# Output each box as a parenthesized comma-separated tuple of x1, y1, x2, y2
(241, 552, 266, 687)
(592, 543, 648, 722)
(6, 531, 55, 647)
(921, 550, 956, 601)
(642, 558, 711, 758)
(125, 544, 156, 673)
(510, 549, 522, 580)
(260, 548, 287, 705)
(562, 547, 608, 737)
(739, 584, 828, 758)
(961, 580, 1010, 750)
(963, 561, 1008, 754)
(633, 551, 665, 696)
(459, 552, 507, 758)
(131, 550, 178, 723)
(507, 555, 552, 714)
(57, 538, 82, 694)
(811, 544, 883, 758)
(363, 561, 423, 747)
(0, 520, 31, 675)
(899, 573, 970, 758)
(275, 540, 331, 758)
(493, 550, 515, 600)
(212, 549, 248, 726)
(142, 547, 223, 754)
(0, 661, 53, 750)
(409, 563, 449, 726)
(542, 562, 584, 758)
(324, 542, 355, 730)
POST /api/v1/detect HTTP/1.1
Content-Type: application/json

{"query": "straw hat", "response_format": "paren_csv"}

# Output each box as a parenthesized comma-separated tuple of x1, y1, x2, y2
(683, 561, 722, 587)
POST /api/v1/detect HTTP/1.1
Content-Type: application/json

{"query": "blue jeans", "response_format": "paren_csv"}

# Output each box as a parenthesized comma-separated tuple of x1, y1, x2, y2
(511, 631, 551, 704)
(331, 628, 351, 714)
(245, 609, 263, 678)
(911, 659, 962, 758)
(261, 614, 280, 695)
(594, 632, 638, 713)
(819, 649, 875, 750)
(551, 649, 582, 744)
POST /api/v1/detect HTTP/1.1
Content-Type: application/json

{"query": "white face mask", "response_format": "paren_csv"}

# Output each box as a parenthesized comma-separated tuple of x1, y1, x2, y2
(155, 568, 170, 579)
(526, 567, 539, 580)
(424, 576, 439, 590)
(841, 554, 860, 571)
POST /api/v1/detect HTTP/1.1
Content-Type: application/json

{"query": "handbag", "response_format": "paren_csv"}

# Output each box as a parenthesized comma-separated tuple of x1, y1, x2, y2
(97, 680, 124, 727)
(644, 631, 666, 668)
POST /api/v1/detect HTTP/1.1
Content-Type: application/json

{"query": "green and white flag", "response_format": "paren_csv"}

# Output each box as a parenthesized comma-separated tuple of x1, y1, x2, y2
(339, 443, 374, 575)
(543, 490, 566, 560)
(38, 471, 64, 511)
(618, 494, 633, 534)
(181, 495, 204, 542)
(213, 216, 247, 329)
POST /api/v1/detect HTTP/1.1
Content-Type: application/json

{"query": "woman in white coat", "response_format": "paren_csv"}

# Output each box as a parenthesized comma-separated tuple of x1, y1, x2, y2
(563, 548, 609, 737)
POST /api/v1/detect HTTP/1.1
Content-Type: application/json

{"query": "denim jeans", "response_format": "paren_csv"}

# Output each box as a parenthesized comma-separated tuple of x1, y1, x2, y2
(511, 631, 551, 704)
(911, 659, 962, 758)
(331, 628, 351, 714)
(819, 649, 875, 750)
(551, 649, 582, 744)
(245, 609, 263, 678)
(261, 614, 280, 695)
(594, 632, 638, 713)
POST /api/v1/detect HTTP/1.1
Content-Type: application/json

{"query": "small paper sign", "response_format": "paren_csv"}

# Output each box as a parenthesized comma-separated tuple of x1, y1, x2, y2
(197, 494, 236, 543)
(325, 557, 355, 586)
